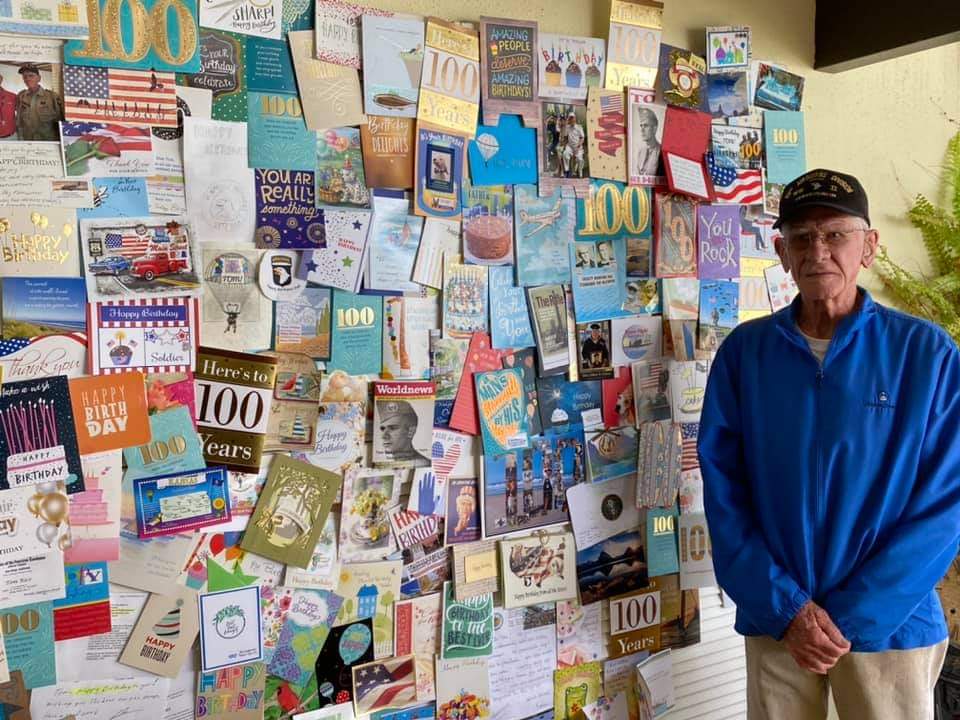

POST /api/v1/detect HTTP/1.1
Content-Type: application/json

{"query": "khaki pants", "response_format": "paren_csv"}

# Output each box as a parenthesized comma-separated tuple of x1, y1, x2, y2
(745, 635, 948, 720)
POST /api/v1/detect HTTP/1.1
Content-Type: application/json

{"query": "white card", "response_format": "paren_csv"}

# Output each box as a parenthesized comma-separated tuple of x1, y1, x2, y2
(198, 586, 263, 672)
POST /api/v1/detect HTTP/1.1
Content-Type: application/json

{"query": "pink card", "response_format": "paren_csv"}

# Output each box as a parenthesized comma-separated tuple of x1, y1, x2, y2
(448, 333, 503, 435)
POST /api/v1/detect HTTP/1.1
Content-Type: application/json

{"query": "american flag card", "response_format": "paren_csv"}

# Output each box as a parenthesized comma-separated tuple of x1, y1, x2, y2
(63, 66, 178, 127)
(706, 151, 763, 205)
(352, 654, 419, 715)
(61, 122, 155, 178)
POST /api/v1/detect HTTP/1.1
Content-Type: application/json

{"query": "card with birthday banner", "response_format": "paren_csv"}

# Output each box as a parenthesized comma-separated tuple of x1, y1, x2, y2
(0, 376, 83, 494)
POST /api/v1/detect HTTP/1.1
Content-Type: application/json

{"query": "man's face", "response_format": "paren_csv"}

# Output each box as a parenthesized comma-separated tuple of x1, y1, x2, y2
(598, 244, 611, 261)
(636, 112, 657, 142)
(775, 207, 878, 303)
(22, 72, 40, 90)
(590, 329, 601, 341)
(380, 415, 415, 454)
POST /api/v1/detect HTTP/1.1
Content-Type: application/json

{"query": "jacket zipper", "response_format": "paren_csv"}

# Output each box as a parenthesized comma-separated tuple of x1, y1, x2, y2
(815, 367, 824, 569)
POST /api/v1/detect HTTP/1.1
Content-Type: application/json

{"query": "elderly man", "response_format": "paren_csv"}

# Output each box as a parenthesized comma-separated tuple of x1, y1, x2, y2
(15, 63, 62, 141)
(698, 169, 960, 720)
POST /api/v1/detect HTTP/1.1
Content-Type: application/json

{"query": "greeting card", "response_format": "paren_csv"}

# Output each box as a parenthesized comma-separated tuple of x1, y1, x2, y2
(353, 654, 419, 715)
(199, 0, 280, 38)
(514, 185, 574, 287)
(60, 122, 155, 178)
(414, 127, 465, 219)
(200, 248, 272, 352)
(0, 206, 80, 278)
(68, 372, 150, 455)
(297, 209, 372, 293)
(367, 194, 423, 293)
(442, 260, 488, 340)
(381, 296, 438, 381)
(328, 291, 383, 376)
(118, 586, 200, 677)
(586, 88, 627, 182)
(1, 602, 55, 689)
(361, 117, 416, 190)
(315, 1, 391, 68)
(63, 66, 178, 127)
(316, 127, 370, 209)
(361, 13, 425, 118)
(315, 617, 374, 708)
(253, 169, 324, 249)
(306, 401, 365, 474)
(444, 477, 480, 545)
(480, 17, 539, 126)
(0, 376, 83, 493)
(440, 581, 492, 659)
(539, 34, 605, 102)
(133, 467, 231, 539)
(1, 277, 86, 340)
(417, 18, 480, 137)
(697, 204, 740, 278)
(198, 585, 263, 672)
(196, 662, 266, 720)
(275, 287, 333, 358)
(435, 656, 491, 720)
(0, 483, 71, 561)
(371, 381, 435, 469)
(489, 266, 534, 351)
(122, 406, 205, 481)
(268, 588, 343, 685)
(468, 115, 537, 187)
(181, 30, 248, 122)
(499, 532, 577, 608)
(333, 559, 402, 659)
(475, 368, 530, 457)
(88, 298, 198, 375)
(52, 562, 112, 641)
(448, 333, 502, 435)
(241, 454, 342, 568)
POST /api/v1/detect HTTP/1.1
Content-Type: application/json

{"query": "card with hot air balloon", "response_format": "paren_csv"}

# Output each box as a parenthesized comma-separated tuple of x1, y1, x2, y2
(132, 467, 231, 539)
(78, 216, 202, 302)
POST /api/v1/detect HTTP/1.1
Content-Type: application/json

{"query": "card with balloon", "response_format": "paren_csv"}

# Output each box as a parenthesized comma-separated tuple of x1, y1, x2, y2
(0, 482, 71, 561)
(132, 467, 231, 539)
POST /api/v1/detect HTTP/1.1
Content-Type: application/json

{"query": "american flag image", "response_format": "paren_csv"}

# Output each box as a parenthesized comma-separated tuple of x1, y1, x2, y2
(600, 92, 624, 114)
(706, 152, 763, 205)
(353, 655, 418, 713)
(431, 437, 463, 477)
(61, 122, 154, 152)
(681, 422, 700, 470)
(63, 66, 178, 127)
(637, 361, 665, 392)
(103, 228, 160, 259)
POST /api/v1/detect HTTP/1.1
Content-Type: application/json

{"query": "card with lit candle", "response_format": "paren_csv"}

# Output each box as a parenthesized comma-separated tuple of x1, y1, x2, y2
(132, 467, 231, 539)
(0, 376, 84, 494)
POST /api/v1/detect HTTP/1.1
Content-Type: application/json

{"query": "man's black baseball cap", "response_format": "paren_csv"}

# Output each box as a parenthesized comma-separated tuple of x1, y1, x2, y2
(773, 169, 870, 229)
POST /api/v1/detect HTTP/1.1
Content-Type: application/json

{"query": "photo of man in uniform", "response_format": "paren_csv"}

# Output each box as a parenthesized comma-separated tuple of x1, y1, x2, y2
(16, 63, 63, 141)
(377, 400, 430, 466)
(0, 74, 17, 139)
(632, 104, 663, 178)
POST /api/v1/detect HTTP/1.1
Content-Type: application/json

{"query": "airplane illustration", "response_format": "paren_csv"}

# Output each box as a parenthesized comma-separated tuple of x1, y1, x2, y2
(518, 198, 562, 236)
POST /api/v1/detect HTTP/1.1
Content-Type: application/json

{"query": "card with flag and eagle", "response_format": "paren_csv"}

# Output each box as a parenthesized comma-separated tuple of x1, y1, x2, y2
(352, 654, 419, 715)
(60, 122, 155, 178)
(63, 66, 178, 128)
(79, 216, 201, 301)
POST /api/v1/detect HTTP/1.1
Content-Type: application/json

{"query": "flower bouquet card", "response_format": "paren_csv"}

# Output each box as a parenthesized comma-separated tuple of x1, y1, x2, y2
(268, 588, 343, 686)
(514, 185, 575, 287)
(198, 585, 263, 672)
(118, 586, 200, 678)
(297, 209, 372, 293)
(435, 656, 491, 720)
(194, 347, 277, 474)
(316, 617, 375, 708)
(132, 467, 231, 539)
(372, 381, 434, 469)
(440, 581, 493, 659)
(241, 454, 342, 568)
(499, 531, 577, 608)
(0, 376, 83, 493)
(196, 662, 266, 720)
(89, 298, 198, 375)
(361, 117, 417, 190)
(333, 560, 402, 659)
(79, 216, 202, 302)
(361, 13, 424, 118)
(340, 465, 403, 563)
(60, 122, 155, 178)
(475, 368, 530, 457)
(539, 34, 606, 103)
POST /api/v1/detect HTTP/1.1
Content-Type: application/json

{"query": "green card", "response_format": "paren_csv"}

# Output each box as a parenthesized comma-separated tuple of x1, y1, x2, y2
(240, 455, 341, 569)
(440, 581, 494, 659)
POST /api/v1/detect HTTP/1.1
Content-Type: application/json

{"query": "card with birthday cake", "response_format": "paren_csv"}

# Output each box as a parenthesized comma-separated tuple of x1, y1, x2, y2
(461, 182, 514, 266)
(0, 376, 84, 494)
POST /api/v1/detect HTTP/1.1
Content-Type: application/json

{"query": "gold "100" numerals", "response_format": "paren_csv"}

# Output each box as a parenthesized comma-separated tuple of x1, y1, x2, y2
(72, 0, 198, 66)
(579, 183, 651, 236)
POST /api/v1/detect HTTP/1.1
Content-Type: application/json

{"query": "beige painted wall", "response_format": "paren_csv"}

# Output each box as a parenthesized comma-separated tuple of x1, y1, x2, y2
(372, 0, 960, 300)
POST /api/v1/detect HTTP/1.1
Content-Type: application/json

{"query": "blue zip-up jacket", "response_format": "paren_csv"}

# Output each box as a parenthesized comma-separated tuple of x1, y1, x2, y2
(697, 288, 960, 652)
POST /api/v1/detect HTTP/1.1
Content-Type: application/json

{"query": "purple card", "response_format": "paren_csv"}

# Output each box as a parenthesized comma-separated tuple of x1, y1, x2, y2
(255, 169, 327, 249)
(697, 203, 740, 278)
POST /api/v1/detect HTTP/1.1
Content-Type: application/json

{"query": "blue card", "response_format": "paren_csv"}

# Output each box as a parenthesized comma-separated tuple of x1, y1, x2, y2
(123, 406, 206, 481)
(64, 0, 201, 72)
(763, 111, 806, 185)
(647, 507, 680, 577)
(2, 601, 56, 689)
(489, 266, 535, 350)
(327, 291, 382, 376)
(133, 467, 230, 539)
(415, 127, 465, 219)
(468, 115, 538, 186)
(514, 184, 575, 287)
(536, 376, 601, 431)
(1, 278, 86, 338)
(77, 178, 150, 220)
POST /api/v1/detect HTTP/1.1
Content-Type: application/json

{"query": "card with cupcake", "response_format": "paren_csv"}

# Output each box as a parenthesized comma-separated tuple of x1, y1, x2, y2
(538, 34, 606, 102)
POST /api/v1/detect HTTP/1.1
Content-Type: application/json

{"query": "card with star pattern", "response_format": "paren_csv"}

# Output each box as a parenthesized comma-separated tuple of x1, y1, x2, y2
(297, 208, 372, 292)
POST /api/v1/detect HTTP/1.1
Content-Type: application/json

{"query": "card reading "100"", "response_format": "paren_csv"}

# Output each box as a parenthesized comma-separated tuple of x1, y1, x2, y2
(133, 467, 231, 539)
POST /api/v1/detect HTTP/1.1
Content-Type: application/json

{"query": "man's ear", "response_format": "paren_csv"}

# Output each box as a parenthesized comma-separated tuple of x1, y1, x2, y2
(774, 233, 790, 271)
(861, 229, 879, 268)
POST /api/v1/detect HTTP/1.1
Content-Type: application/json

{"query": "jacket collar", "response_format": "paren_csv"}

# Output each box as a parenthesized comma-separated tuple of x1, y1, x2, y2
(774, 287, 877, 366)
